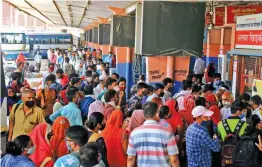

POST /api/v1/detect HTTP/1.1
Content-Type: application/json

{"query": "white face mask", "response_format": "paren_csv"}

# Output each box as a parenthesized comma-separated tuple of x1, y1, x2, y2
(223, 101, 231, 108)
(26, 146, 36, 155)
(86, 77, 92, 82)
(113, 85, 119, 92)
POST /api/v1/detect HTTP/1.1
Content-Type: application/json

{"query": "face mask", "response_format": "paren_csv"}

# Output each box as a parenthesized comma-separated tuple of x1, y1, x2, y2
(66, 141, 73, 151)
(113, 86, 119, 92)
(25, 101, 34, 108)
(26, 146, 35, 155)
(99, 123, 106, 130)
(239, 112, 246, 119)
(201, 120, 211, 128)
(159, 92, 164, 97)
(214, 80, 221, 86)
(49, 83, 56, 89)
(86, 77, 92, 82)
(223, 101, 231, 108)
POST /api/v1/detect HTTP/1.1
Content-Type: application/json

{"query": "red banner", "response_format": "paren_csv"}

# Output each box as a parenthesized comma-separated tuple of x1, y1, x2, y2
(227, 5, 262, 24)
(205, 12, 212, 25)
(215, 7, 225, 26)
(235, 30, 262, 48)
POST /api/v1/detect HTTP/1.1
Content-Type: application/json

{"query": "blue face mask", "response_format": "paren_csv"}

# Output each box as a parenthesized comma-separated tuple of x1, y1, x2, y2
(66, 141, 72, 152)
(26, 146, 35, 155)
(49, 83, 57, 89)
(201, 120, 211, 128)
(214, 80, 222, 86)
(239, 112, 246, 119)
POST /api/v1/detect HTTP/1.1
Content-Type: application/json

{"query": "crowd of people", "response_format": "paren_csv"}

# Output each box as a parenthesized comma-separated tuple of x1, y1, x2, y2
(2, 47, 262, 167)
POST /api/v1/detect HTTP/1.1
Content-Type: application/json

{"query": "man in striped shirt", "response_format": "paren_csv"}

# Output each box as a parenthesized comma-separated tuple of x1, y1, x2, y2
(127, 101, 180, 167)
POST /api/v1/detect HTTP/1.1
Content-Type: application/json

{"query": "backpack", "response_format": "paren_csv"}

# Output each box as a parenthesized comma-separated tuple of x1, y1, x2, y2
(79, 96, 95, 122)
(233, 133, 260, 166)
(221, 119, 245, 167)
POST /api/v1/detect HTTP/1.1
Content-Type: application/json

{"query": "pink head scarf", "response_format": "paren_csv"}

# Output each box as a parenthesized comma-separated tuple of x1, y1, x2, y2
(127, 109, 145, 132)
(88, 100, 105, 119)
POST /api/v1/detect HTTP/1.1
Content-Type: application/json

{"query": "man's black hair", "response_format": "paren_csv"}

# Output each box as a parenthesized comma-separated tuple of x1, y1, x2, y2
(239, 92, 251, 102)
(202, 84, 215, 93)
(153, 83, 164, 91)
(251, 95, 262, 105)
(195, 97, 206, 107)
(159, 105, 170, 119)
(65, 125, 88, 147)
(112, 73, 119, 79)
(56, 68, 64, 74)
(65, 57, 70, 63)
(80, 142, 99, 166)
(105, 77, 117, 88)
(71, 77, 81, 86)
(231, 100, 247, 114)
(83, 85, 93, 95)
(45, 74, 56, 83)
(11, 72, 22, 81)
(93, 49, 96, 51)
(192, 84, 202, 93)
(136, 82, 148, 90)
(104, 89, 117, 103)
(86, 112, 104, 130)
(69, 73, 79, 81)
(85, 70, 93, 77)
(162, 78, 173, 87)
(118, 77, 126, 84)
(66, 87, 79, 102)
(214, 73, 221, 79)
(142, 101, 158, 118)
(182, 80, 193, 91)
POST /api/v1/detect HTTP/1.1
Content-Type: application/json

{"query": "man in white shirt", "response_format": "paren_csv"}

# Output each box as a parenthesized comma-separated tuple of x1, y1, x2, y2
(250, 95, 262, 120)
(173, 80, 192, 110)
(221, 91, 234, 120)
(34, 51, 42, 71)
(194, 56, 205, 83)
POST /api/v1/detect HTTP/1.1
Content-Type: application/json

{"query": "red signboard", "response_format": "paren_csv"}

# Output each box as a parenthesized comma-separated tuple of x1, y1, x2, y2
(227, 5, 262, 24)
(205, 12, 212, 25)
(235, 30, 262, 46)
(215, 7, 225, 26)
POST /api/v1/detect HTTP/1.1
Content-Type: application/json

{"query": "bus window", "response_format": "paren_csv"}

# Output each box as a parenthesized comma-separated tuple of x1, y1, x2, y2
(29, 37, 34, 44)
(1, 34, 6, 43)
(42, 38, 49, 44)
(5, 34, 15, 44)
(14, 34, 23, 44)
(64, 36, 71, 44)
(51, 36, 56, 44)
(26, 36, 29, 44)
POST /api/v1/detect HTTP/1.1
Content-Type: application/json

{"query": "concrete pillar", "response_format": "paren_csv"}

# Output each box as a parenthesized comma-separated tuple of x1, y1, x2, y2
(135, 2, 142, 54)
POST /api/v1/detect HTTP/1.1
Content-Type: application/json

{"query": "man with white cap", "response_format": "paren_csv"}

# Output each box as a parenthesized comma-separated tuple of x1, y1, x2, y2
(93, 75, 107, 99)
(186, 106, 221, 167)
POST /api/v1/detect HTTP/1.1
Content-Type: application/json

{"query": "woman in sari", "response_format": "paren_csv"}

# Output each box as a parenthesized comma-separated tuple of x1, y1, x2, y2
(165, 100, 183, 134)
(102, 110, 127, 167)
(29, 123, 54, 167)
(88, 100, 105, 119)
(126, 109, 145, 133)
(50, 116, 70, 159)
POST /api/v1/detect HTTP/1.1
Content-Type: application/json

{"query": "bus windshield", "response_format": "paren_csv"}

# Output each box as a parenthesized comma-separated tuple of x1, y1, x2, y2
(1, 33, 24, 44)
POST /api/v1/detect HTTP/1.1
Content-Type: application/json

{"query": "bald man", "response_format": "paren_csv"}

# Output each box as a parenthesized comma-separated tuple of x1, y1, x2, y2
(220, 91, 234, 120)
(8, 89, 45, 141)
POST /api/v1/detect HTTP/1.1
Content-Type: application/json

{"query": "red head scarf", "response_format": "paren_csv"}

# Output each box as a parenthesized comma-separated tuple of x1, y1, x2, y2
(29, 123, 54, 167)
(50, 116, 70, 159)
(101, 110, 126, 167)
(166, 100, 183, 133)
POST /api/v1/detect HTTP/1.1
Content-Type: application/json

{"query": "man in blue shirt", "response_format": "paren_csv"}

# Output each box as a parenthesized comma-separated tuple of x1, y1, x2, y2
(54, 125, 88, 167)
(186, 106, 220, 167)
(105, 52, 113, 67)
(50, 87, 83, 126)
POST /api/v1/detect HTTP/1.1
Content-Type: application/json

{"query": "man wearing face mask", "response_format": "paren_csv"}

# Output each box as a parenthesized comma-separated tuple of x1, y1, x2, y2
(104, 89, 123, 121)
(212, 73, 229, 92)
(186, 106, 220, 167)
(163, 78, 174, 102)
(250, 95, 262, 120)
(147, 83, 165, 104)
(8, 90, 45, 141)
(127, 102, 180, 167)
(54, 125, 88, 167)
(221, 91, 234, 120)
(50, 87, 83, 126)
(217, 101, 248, 141)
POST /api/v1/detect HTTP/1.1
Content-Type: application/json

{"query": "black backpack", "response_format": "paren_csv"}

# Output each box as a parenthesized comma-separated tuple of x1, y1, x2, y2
(221, 119, 245, 167)
(233, 132, 261, 166)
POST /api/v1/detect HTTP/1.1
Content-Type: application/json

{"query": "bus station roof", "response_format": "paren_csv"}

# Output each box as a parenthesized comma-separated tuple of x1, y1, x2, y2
(4, 0, 135, 29)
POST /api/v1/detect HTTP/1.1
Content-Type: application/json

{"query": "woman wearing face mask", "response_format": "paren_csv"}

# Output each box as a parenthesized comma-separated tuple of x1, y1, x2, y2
(7, 86, 20, 115)
(86, 112, 109, 167)
(29, 123, 54, 167)
(1, 135, 36, 167)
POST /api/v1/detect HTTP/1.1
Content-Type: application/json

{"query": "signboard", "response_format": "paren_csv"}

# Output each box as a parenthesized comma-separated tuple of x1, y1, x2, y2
(147, 57, 167, 82)
(226, 5, 262, 24)
(235, 13, 262, 49)
(173, 56, 190, 82)
(215, 7, 225, 26)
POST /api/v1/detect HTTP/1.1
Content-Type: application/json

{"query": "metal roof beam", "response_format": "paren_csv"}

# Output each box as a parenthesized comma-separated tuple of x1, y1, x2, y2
(24, 0, 56, 25)
(78, 1, 89, 27)
(52, 0, 67, 26)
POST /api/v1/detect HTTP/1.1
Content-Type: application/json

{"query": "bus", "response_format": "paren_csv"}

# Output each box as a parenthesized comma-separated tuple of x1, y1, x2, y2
(1, 32, 30, 60)
(25, 33, 73, 58)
